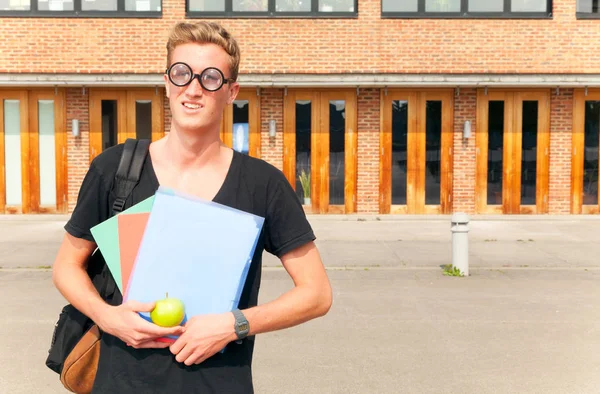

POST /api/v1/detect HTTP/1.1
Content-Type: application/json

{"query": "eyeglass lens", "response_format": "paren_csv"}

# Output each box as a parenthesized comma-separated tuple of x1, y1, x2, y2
(169, 63, 224, 91)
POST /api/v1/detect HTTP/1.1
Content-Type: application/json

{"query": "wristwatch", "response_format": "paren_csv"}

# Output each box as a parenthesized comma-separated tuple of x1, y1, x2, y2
(232, 309, 250, 343)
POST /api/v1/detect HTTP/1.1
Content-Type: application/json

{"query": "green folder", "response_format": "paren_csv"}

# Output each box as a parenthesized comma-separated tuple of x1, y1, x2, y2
(90, 196, 155, 293)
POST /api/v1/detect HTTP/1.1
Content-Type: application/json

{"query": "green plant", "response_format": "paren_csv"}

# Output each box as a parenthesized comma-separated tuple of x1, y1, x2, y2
(299, 170, 310, 199)
(442, 264, 464, 277)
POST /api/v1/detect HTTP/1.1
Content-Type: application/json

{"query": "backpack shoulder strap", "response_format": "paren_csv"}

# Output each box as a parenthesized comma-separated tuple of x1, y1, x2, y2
(111, 138, 150, 215)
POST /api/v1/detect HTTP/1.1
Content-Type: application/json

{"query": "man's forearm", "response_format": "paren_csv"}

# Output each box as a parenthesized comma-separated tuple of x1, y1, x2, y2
(53, 261, 111, 325)
(242, 284, 331, 337)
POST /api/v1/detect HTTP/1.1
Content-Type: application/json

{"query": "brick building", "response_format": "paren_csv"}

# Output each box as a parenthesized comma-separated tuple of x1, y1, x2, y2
(0, 0, 599, 215)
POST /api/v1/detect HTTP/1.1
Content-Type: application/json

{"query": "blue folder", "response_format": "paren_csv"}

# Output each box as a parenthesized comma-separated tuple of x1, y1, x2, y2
(124, 187, 265, 336)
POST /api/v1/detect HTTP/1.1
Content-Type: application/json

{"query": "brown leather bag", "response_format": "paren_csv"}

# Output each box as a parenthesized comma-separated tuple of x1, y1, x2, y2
(59, 325, 101, 394)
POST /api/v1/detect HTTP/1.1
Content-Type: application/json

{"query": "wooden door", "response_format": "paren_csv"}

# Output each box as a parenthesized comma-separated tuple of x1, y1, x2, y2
(27, 90, 68, 213)
(0, 90, 28, 214)
(380, 89, 454, 214)
(127, 90, 164, 144)
(0, 89, 66, 214)
(221, 89, 261, 158)
(476, 89, 550, 214)
(89, 90, 126, 163)
(283, 89, 357, 214)
(90, 88, 164, 163)
(572, 89, 600, 214)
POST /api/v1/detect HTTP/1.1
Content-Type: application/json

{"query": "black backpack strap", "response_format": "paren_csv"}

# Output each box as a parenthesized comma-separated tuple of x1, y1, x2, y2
(112, 138, 150, 216)
(100, 138, 150, 300)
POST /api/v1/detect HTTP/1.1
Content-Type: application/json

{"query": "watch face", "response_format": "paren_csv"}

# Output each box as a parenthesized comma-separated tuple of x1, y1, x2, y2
(238, 323, 249, 332)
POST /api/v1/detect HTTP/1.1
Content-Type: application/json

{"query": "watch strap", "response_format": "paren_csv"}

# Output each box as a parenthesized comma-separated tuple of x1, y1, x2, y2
(232, 309, 249, 342)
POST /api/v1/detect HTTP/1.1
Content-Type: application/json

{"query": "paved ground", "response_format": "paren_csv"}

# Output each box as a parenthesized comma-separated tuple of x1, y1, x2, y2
(1, 214, 599, 393)
(2, 214, 600, 270)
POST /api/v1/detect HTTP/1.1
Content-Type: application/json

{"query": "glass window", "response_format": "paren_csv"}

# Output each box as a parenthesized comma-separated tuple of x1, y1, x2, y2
(382, 0, 417, 12)
(37, 0, 74, 10)
(295, 101, 312, 204)
(511, 0, 546, 12)
(583, 101, 599, 205)
(135, 100, 153, 141)
(188, 0, 224, 11)
(276, 0, 310, 12)
(82, 0, 117, 11)
(4, 100, 23, 206)
(232, 0, 267, 12)
(38, 100, 57, 207)
(391, 100, 408, 205)
(425, 101, 442, 205)
(383, 0, 551, 16)
(487, 101, 504, 206)
(125, 0, 161, 11)
(232, 100, 249, 155)
(101, 100, 118, 151)
(521, 101, 539, 206)
(0, 0, 30, 10)
(319, 0, 354, 12)
(329, 100, 345, 205)
(1, 0, 162, 14)
(187, 0, 356, 15)
(469, 0, 503, 12)
(426, 0, 460, 12)
(38, 0, 75, 11)
(577, 0, 600, 13)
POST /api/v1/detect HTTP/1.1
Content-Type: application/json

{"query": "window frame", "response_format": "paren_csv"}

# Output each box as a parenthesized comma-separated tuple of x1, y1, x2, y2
(0, 0, 162, 18)
(186, 0, 358, 19)
(576, 0, 600, 19)
(381, 0, 553, 19)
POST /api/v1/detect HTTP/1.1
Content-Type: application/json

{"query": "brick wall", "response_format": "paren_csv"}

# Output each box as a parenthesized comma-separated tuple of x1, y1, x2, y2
(66, 88, 90, 212)
(452, 88, 477, 214)
(1, 1, 598, 75)
(260, 89, 284, 171)
(357, 88, 380, 214)
(549, 88, 573, 214)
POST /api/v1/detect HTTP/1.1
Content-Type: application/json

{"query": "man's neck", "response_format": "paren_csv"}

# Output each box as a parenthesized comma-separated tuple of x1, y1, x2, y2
(163, 125, 224, 169)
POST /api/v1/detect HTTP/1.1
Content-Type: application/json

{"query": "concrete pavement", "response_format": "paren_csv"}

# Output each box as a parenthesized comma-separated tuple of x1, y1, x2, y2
(1, 214, 600, 269)
(1, 215, 599, 393)
(2, 268, 599, 394)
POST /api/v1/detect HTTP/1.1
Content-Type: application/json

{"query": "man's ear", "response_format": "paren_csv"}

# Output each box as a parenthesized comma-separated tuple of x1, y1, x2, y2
(227, 82, 240, 105)
(163, 74, 170, 99)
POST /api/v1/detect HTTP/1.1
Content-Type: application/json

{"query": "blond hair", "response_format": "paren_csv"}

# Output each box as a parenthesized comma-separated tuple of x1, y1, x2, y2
(166, 21, 241, 81)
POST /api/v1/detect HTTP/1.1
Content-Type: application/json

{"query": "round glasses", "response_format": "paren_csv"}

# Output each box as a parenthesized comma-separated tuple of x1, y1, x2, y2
(166, 62, 235, 92)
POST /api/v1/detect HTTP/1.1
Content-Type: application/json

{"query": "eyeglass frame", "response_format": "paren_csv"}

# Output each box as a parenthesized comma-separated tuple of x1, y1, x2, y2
(165, 62, 236, 92)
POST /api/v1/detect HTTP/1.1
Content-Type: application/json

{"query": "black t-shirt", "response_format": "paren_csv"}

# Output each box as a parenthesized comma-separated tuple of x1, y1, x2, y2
(65, 143, 316, 394)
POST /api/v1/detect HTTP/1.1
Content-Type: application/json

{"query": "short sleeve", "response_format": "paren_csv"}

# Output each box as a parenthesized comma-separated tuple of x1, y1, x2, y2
(64, 162, 111, 243)
(264, 174, 316, 258)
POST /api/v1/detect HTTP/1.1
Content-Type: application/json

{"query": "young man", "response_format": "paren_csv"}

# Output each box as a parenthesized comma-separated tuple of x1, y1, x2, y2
(52, 21, 332, 393)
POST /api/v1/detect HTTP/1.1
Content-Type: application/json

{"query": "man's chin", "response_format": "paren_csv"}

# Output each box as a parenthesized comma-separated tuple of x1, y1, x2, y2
(173, 120, 213, 134)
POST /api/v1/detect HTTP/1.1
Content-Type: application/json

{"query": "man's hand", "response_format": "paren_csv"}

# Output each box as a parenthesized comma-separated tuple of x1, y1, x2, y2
(169, 313, 236, 366)
(98, 300, 186, 349)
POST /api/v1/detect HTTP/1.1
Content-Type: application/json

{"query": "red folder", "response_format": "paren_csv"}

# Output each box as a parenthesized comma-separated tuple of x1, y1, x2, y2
(117, 212, 150, 298)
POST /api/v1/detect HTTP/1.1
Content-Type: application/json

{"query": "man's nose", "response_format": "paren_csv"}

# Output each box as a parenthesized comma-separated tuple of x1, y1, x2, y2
(185, 76, 204, 96)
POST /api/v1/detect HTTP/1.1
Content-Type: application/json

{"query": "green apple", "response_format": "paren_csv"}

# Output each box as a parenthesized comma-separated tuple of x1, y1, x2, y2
(150, 292, 185, 327)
